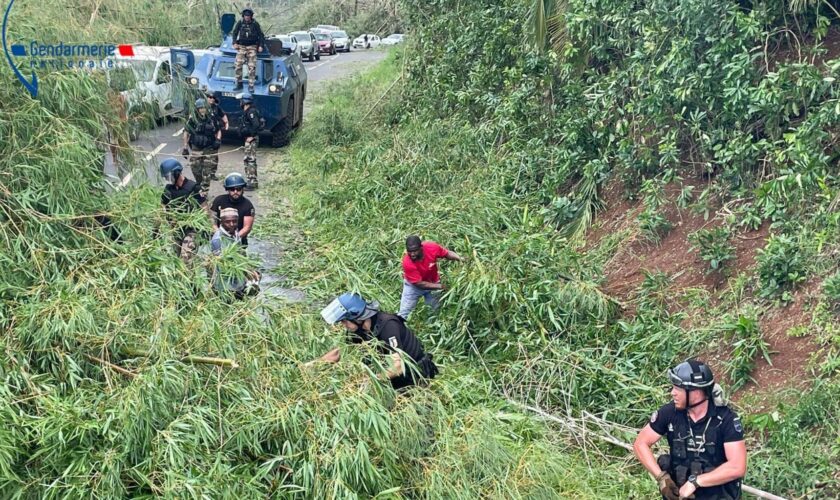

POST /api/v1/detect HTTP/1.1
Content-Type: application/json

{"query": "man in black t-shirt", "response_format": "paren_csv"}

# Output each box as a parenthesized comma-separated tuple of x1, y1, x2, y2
(633, 360, 747, 499)
(209, 172, 255, 247)
(312, 292, 438, 390)
(159, 158, 206, 263)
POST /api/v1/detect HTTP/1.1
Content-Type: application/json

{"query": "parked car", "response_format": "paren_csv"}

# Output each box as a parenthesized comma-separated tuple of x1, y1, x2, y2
(381, 34, 406, 45)
(291, 30, 320, 61)
(315, 32, 336, 55)
(315, 24, 340, 32)
(352, 34, 381, 49)
(274, 35, 302, 58)
(330, 30, 351, 52)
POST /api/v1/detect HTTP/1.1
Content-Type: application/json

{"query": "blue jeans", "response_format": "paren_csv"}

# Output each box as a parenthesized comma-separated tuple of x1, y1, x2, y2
(399, 280, 441, 319)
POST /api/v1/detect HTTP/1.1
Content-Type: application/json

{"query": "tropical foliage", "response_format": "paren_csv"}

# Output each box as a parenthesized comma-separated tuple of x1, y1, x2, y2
(1, 0, 840, 497)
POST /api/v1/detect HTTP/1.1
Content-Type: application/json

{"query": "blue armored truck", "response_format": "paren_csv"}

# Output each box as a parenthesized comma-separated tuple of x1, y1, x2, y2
(171, 13, 307, 147)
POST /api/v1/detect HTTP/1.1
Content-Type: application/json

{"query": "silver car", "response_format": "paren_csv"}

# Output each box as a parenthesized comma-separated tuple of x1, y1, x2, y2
(330, 30, 351, 52)
(291, 31, 321, 62)
(276, 35, 302, 58)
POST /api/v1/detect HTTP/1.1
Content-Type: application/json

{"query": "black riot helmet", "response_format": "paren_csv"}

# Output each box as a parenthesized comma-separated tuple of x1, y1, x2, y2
(669, 359, 714, 393)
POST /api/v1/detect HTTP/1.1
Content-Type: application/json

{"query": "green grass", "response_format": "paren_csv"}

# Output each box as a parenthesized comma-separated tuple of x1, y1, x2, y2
(2, 0, 840, 497)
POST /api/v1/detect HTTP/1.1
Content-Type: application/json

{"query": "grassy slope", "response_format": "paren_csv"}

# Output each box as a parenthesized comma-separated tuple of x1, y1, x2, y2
(0, 0, 837, 497)
(0, 5, 650, 498)
(272, 16, 840, 498)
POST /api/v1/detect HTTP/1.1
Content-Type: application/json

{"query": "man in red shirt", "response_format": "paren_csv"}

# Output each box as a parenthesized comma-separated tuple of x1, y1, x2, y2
(399, 235, 463, 319)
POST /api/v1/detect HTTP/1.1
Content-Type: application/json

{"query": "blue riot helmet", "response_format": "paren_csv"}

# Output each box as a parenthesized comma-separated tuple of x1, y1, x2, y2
(159, 158, 183, 184)
(321, 293, 380, 324)
(240, 92, 253, 104)
(223, 172, 247, 190)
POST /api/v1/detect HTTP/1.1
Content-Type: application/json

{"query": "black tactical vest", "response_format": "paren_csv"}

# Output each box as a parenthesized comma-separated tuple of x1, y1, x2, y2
(666, 404, 741, 499)
(236, 21, 259, 45)
(189, 116, 217, 149)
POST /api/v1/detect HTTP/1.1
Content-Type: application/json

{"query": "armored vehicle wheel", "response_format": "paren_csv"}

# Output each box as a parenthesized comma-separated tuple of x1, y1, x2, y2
(271, 98, 294, 147)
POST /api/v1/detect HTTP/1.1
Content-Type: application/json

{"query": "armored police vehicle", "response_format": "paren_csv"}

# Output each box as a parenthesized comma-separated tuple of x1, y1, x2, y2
(171, 13, 307, 147)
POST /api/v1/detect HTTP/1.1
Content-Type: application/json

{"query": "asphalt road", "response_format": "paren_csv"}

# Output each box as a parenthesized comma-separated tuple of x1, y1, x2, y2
(107, 47, 388, 300)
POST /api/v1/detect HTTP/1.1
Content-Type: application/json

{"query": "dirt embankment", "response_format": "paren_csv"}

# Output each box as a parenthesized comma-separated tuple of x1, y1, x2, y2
(584, 175, 822, 402)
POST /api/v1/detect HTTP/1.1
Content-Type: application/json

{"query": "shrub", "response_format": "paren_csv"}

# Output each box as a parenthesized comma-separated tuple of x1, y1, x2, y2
(689, 226, 736, 273)
(638, 207, 673, 243)
(723, 315, 770, 391)
(824, 272, 840, 305)
(756, 235, 807, 300)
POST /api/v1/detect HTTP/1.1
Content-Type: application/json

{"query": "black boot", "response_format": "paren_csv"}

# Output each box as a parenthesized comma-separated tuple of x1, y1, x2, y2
(248, 83, 255, 93)
(233, 81, 243, 91)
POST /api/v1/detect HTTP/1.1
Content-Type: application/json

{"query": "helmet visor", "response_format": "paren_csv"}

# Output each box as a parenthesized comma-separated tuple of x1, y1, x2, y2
(669, 362, 714, 389)
(320, 298, 348, 324)
(668, 370, 685, 387)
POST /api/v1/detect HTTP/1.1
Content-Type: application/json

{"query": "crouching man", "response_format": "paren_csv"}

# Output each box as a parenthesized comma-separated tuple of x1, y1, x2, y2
(313, 292, 438, 390)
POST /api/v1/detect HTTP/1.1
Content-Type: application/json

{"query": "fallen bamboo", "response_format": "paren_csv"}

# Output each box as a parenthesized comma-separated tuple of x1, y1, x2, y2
(120, 348, 239, 369)
(512, 401, 788, 500)
(181, 355, 239, 368)
(84, 354, 137, 378)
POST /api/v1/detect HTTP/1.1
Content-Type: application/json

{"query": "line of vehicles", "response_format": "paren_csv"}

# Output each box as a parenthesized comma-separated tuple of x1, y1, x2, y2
(109, 18, 405, 145)
(269, 24, 406, 62)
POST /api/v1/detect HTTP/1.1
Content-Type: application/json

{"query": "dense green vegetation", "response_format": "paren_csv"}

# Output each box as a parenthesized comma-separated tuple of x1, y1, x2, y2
(272, 0, 840, 496)
(264, 0, 403, 37)
(1, 0, 839, 497)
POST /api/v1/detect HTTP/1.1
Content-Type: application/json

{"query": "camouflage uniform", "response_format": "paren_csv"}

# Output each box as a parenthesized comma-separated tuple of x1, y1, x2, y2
(235, 46, 258, 88)
(190, 149, 218, 195)
(240, 105, 263, 188)
(231, 17, 264, 89)
(176, 229, 197, 264)
(185, 112, 221, 196)
(243, 137, 258, 187)
(161, 177, 205, 265)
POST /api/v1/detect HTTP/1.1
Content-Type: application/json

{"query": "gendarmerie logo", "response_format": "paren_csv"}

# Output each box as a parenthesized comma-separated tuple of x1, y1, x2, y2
(2, 0, 135, 97)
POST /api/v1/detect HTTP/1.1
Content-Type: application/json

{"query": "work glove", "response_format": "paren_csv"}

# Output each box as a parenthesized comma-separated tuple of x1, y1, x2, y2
(181, 147, 190, 158)
(656, 471, 680, 500)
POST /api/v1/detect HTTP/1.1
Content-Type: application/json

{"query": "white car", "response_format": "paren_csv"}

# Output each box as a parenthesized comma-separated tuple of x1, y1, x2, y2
(274, 35, 302, 57)
(352, 34, 381, 49)
(381, 34, 406, 45)
(330, 30, 351, 52)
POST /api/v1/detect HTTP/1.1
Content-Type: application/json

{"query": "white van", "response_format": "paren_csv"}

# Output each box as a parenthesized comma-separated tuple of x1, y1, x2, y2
(112, 45, 179, 122)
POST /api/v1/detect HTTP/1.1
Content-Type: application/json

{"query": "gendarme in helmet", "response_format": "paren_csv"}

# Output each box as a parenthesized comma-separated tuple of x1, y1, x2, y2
(321, 292, 380, 324)
(159, 158, 183, 183)
(668, 359, 714, 392)
(223, 172, 247, 190)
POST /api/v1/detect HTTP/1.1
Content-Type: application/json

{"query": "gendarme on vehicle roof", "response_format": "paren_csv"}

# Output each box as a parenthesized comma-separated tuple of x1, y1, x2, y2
(171, 13, 307, 147)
